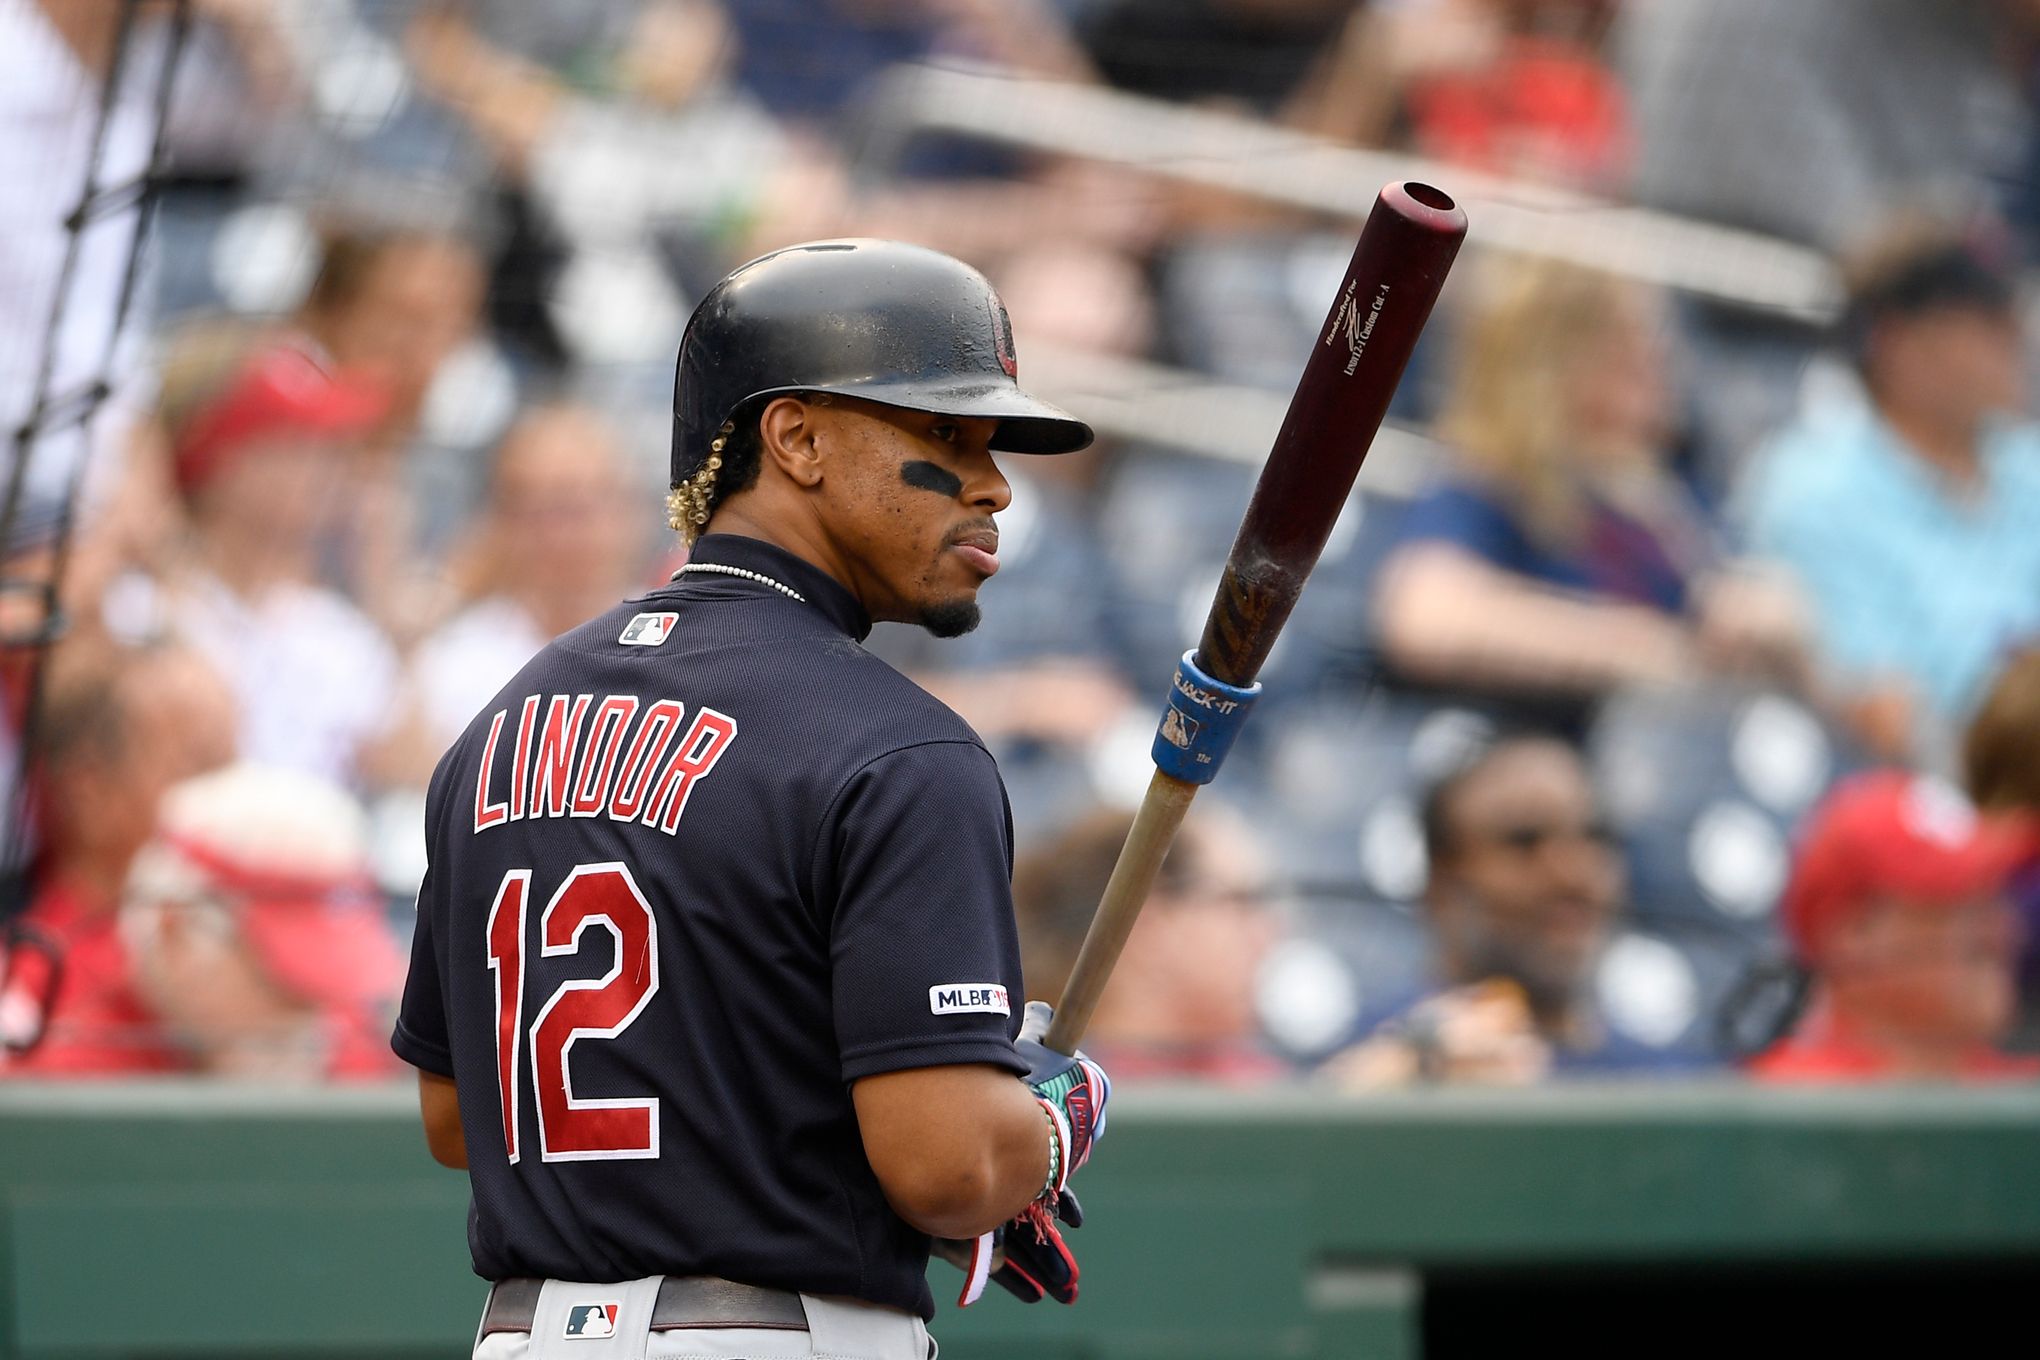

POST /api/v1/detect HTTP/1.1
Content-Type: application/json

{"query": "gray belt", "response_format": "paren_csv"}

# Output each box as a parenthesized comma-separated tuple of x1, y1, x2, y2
(480, 1277, 810, 1337)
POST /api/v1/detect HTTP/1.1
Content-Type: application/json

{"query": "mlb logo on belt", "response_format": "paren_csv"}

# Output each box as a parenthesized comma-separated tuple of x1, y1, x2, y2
(564, 1302, 620, 1339)
(620, 612, 678, 646)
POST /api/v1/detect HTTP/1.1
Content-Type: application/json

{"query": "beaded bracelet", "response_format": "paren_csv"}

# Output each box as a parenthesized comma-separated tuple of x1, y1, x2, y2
(1036, 1097, 1070, 1203)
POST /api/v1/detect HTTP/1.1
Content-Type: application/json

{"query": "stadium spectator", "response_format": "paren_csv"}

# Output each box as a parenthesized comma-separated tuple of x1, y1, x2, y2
(1964, 648, 2040, 1048)
(1749, 771, 2037, 1083)
(1012, 805, 1285, 1084)
(1290, 0, 1630, 191)
(378, 404, 646, 788)
(723, 0, 1094, 128)
(0, 642, 236, 1076)
(1616, 0, 2038, 479)
(1079, 0, 1351, 111)
(1739, 222, 2040, 763)
(1372, 256, 1809, 707)
(1326, 734, 1699, 1085)
(1619, 0, 2031, 251)
(402, 0, 1152, 282)
(152, 339, 401, 789)
(291, 225, 487, 636)
(295, 226, 484, 457)
(121, 763, 404, 1080)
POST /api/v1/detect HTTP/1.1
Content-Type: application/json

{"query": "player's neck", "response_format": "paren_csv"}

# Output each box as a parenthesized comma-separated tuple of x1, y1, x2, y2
(701, 505, 865, 611)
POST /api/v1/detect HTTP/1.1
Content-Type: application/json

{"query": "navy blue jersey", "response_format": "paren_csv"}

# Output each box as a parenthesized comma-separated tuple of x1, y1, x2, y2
(393, 534, 1028, 1320)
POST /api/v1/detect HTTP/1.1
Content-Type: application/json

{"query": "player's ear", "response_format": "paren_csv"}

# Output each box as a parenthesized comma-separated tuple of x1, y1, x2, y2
(758, 395, 825, 489)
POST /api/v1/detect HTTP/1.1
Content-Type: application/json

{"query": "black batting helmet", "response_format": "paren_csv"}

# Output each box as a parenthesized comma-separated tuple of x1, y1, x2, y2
(671, 239, 1092, 486)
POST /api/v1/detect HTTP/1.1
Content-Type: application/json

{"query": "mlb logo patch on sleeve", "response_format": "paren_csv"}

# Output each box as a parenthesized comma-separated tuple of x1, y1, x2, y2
(930, 983, 1011, 1016)
(564, 1302, 620, 1339)
(619, 612, 678, 646)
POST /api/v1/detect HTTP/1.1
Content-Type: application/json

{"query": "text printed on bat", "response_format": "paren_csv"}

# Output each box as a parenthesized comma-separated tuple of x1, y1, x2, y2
(1323, 280, 1391, 376)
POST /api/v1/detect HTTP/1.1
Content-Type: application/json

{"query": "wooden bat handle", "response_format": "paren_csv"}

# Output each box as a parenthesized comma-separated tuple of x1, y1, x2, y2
(1042, 770, 1200, 1054)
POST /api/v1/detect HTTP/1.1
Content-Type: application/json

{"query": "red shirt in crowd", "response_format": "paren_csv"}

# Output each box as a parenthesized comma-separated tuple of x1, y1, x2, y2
(0, 878, 182, 1077)
(1748, 1013, 2040, 1085)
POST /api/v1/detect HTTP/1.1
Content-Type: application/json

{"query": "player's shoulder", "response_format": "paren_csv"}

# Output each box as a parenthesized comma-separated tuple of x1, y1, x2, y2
(819, 639, 991, 756)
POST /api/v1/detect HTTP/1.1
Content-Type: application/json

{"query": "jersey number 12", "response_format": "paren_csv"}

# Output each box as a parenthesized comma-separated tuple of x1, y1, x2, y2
(486, 862, 659, 1162)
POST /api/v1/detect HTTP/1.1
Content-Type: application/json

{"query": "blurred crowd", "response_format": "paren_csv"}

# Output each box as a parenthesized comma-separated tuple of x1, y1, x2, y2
(2, 0, 2037, 1088)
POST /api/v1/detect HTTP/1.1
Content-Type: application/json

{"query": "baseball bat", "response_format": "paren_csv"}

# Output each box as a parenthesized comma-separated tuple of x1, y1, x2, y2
(1044, 181, 1466, 1056)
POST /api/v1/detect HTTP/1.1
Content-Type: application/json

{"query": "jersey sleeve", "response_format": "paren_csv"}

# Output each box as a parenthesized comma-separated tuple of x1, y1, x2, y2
(391, 756, 457, 1077)
(821, 740, 1029, 1084)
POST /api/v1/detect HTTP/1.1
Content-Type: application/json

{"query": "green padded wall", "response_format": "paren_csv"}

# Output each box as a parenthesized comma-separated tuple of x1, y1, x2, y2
(5, 1082, 2039, 1358)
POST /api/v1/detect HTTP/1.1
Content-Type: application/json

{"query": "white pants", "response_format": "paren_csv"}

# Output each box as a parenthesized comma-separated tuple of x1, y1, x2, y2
(473, 1282, 935, 1360)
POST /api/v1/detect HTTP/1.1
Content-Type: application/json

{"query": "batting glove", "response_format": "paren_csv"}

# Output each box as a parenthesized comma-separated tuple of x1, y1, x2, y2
(989, 1186, 1084, 1304)
(947, 1186, 1086, 1307)
(949, 1002, 1112, 1308)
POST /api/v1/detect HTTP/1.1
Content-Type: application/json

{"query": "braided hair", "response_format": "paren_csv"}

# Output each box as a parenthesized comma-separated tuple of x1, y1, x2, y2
(667, 394, 825, 543)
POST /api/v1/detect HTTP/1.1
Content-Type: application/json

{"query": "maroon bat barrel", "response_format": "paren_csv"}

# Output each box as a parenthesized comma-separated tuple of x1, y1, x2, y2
(1195, 181, 1467, 689)
(1039, 181, 1466, 1060)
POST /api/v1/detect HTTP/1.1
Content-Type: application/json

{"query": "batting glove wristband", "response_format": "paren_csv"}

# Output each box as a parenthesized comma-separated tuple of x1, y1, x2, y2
(1015, 1000, 1111, 1187)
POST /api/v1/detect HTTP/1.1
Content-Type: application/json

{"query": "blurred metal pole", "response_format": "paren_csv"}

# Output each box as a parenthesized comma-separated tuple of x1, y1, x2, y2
(862, 62, 1839, 322)
(1027, 344, 1439, 494)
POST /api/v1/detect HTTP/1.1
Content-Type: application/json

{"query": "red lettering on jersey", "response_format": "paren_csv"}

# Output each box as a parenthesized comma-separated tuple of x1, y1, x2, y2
(530, 864, 660, 1160)
(607, 699, 684, 822)
(474, 710, 511, 832)
(646, 707, 739, 833)
(572, 696, 639, 817)
(531, 694, 592, 819)
(508, 696, 540, 822)
(485, 870, 530, 1161)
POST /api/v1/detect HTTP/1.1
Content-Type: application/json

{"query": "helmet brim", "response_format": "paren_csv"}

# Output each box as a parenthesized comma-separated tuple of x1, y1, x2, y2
(798, 377, 1094, 455)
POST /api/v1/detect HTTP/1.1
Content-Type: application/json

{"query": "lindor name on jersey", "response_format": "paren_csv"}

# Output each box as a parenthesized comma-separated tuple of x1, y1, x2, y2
(472, 693, 737, 837)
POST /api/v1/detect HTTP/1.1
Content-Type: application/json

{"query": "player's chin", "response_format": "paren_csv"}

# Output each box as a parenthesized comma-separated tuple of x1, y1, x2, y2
(916, 594, 983, 638)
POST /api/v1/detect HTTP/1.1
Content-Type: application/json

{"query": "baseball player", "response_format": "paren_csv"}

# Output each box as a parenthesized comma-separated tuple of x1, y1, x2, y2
(393, 239, 1112, 1360)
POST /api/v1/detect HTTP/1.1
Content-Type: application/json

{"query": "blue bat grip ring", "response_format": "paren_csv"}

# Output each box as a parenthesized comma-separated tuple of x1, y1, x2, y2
(1151, 651, 1262, 785)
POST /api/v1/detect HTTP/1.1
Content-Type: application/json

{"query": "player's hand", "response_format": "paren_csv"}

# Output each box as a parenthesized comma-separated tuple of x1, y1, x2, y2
(1014, 1001, 1110, 1176)
(987, 1187, 1084, 1305)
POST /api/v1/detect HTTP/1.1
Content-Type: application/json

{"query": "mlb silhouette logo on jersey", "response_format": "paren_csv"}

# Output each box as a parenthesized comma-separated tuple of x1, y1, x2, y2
(929, 983, 1010, 1015)
(564, 1302, 620, 1339)
(619, 612, 679, 646)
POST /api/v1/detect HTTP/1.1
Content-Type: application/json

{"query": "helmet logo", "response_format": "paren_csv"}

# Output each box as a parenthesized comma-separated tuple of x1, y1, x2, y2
(993, 304, 1018, 378)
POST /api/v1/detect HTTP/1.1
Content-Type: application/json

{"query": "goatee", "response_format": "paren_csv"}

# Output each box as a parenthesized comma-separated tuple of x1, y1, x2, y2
(919, 599, 981, 638)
